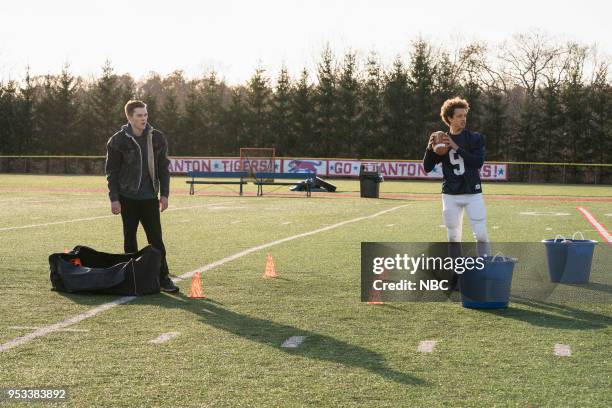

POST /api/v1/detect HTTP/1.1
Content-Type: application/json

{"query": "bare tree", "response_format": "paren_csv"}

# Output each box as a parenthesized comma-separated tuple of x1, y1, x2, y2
(499, 31, 564, 97)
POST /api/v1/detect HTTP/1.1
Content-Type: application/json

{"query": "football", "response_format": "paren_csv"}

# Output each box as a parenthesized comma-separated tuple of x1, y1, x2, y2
(433, 132, 449, 156)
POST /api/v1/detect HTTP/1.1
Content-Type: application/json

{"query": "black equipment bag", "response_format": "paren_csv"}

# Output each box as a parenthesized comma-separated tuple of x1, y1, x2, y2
(49, 245, 161, 296)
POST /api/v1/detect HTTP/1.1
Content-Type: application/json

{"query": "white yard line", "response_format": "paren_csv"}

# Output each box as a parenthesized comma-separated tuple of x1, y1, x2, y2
(0, 201, 232, 232)
(0, 214, 116, 232)
(554, 343, 572, 357)
(8, 326, 89, 333)
(177, 204, 410, 281)
(577, 206, 612, 243)
(149, 332, 180, 344)
(0, 296, 134, 352)
(281, 336, 307, 349)
(0, 204, 410, 352)
(417, 340, 437, 353)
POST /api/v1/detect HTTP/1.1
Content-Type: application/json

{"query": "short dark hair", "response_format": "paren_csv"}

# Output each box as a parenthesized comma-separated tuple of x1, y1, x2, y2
(440, 97, 469, 126)
(124, 100, 147, 117)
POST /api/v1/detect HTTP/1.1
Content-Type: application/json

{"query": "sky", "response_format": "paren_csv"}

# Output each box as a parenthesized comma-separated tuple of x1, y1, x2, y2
(0, 0, 610, 84)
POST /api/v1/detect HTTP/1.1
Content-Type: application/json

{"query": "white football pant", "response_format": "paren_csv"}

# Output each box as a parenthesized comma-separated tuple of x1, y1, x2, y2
(442, 193, 490, 255)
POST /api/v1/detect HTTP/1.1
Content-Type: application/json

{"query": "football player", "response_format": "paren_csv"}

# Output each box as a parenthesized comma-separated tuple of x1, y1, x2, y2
(423, 97, 490, 255)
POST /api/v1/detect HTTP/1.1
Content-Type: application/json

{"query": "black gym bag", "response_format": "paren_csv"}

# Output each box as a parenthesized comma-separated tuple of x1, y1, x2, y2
(49, 245, 161, 296)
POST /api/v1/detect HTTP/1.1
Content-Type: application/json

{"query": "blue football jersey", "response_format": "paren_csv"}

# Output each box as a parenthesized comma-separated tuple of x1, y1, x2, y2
(423, 130, 485, 195)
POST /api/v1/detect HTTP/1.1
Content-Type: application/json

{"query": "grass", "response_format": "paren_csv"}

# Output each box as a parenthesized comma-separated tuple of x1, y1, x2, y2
(0, 174, 610, 407)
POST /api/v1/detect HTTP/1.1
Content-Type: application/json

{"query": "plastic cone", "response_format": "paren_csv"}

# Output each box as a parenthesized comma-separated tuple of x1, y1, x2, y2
(263, 254, 277, 278)
(63, 248, 69, 253)
(188, 271, 205, 298)
(367, 268, 385, 305)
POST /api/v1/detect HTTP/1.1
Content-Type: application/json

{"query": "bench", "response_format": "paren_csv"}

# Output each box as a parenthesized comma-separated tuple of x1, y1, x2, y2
(254, 172, 317, 197)
(186, 171, 249, 195)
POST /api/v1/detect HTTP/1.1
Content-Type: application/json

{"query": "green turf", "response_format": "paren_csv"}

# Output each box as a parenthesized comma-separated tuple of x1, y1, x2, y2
(0, 175, 610, 407)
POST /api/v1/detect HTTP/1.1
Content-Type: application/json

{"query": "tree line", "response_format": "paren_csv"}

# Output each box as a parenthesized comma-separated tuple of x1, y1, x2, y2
(1, 33, 610, 164)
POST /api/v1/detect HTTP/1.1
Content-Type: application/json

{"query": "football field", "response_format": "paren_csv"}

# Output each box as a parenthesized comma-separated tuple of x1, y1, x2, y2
(0, 174, 610, 407)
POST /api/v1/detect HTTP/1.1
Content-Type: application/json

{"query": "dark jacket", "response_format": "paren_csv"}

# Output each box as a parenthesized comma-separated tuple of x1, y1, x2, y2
(105, 125, 170, 201)
(423, 129, 485, 195)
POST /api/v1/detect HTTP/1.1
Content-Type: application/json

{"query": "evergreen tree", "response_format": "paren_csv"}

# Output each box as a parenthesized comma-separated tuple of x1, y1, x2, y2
(159, 87, 183, 154)
(54, 65, 80, 153)
(290, 68, 315, 155)
(382, 57, 411, 158)
(270, 66, 293, 155)
(479, 88, 507, 161)
(357, 53, 384, 158)
(34, 75, 60, 154)
(337, 51, 359, 157)
(0, 80, 19, 154)
(89, 61, 124, 153)
(15, 68, 36, 154)
(201, 71, 227, 154)
(588, 62, 612, 166)
(244, 66, 272, 147)
(225, 87, 248, 152)
(433, 51, 459, 104)
(560, 44, 589, 163)
(314, 46, 338, 156)
(408, 39, 437, 158)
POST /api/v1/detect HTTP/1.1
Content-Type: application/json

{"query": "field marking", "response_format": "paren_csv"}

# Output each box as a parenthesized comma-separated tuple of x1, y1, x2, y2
(209, 206, 247, 210)
(0, 201, 232, 232)
(281, 336, 307, 349)
(281, 221, 292, 225)
(8, 326, 89, 333)
(177, 204, 411, 281)
(0, 296, 134, 352)
(3, 186, 612, 202)
(0, 204, 409, 352)
(577, 207, 612, 243)
(519, 211, 570, 216)
(386, 224, 394, 227)
(150, 332, 180, 344)
(554, 343, 572, 357)
(417, 340, 437, 353)
(0, 214, 116, 232)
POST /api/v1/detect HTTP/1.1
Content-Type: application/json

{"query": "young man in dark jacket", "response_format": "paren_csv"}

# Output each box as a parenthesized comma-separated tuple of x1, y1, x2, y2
(105, 100, 179, 292)
(423, 97, 490, 256)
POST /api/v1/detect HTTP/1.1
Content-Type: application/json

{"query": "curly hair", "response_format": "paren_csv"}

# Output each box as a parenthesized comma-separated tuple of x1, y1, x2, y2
(440, 97, 469, 126)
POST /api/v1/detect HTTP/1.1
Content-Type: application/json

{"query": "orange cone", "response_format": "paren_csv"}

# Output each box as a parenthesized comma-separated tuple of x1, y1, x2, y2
(263, 254, 277, 278)
(188, 271, 205, 298)
(367, 268, 386, 305)
(63, 248, 69, 253)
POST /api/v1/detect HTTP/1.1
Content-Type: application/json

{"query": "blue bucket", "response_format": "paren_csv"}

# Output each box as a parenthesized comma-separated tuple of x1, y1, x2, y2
(542, 238, 597, 284)
(459, 255, 516, 309)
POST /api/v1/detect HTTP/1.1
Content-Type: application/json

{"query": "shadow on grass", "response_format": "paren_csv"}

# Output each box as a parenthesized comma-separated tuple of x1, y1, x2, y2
(477, 296, 611, 330)
(56, 290, 424, 385)
(565, 282, 612, 295)
(150, 292, 425, 386)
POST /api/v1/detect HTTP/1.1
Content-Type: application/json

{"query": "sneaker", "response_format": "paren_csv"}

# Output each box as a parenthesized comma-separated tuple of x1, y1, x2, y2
(160, 276, 179, 293)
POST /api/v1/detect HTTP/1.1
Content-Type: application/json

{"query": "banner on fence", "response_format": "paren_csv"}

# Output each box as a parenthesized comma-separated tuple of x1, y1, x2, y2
(168, 157, 508, 181)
